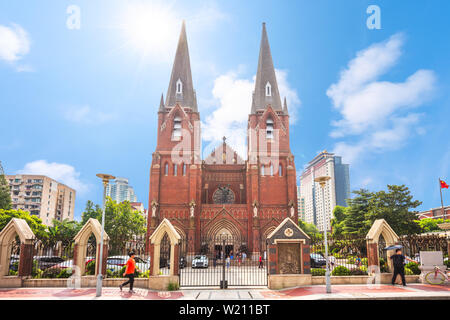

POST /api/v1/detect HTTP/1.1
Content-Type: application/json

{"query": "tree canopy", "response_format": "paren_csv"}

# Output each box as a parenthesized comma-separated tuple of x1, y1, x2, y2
(0, 209, 48, 239)
(0, 174, 12, 210)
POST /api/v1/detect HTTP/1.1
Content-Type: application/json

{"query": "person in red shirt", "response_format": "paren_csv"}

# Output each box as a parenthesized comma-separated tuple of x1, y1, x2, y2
(119, 251, 140, 293)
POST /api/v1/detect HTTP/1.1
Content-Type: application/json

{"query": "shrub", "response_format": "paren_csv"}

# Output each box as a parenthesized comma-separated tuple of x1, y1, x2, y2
(331, 265, 350, 276)
(443, 260, 449, 269)
(361, 258, 368, 266)
(139, 270, 150, 278)
(85, 260, 96, 275)
(359, 265, 368, 273)
(349, 268, 368, 276)
(405, 262, 420, 275)
(346, 256, 356, 264)
(311, 268, 326, 276)
(32, 261, 43, 278)
(379, 258, 389, 273)
(42, 268, 63, 278)
(56, 268, 72, 278)
(404, 267, 414, 275)
(333, 253, 344, 259)
(167, 282, 179, 291)
(8, 270, 18, 276)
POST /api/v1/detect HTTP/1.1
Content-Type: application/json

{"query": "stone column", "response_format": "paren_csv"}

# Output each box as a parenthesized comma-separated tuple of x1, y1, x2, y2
(302, 244, 311, 274)
(268, 244, 277, 275)
(172, 244, 180, 276)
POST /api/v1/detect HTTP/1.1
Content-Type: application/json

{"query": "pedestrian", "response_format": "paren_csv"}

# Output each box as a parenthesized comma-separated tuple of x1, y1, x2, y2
(226, 256, 231, 269)
(390, 248, 417, 286)
(258, 255, 263, 269)
(238, 253, 242, 266)
(355, 256, 361, 267)
(119, 251, 140, 293)
(242, 252, 247, 264)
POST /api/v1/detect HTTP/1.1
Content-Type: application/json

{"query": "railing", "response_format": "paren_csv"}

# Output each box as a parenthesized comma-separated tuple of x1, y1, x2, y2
(310, 235, 368, 276)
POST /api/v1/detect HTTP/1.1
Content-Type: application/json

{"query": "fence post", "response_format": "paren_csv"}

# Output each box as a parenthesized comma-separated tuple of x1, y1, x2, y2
(18, 241, 34, 277)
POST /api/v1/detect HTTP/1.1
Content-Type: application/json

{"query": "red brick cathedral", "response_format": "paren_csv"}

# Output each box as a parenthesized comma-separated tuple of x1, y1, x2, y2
(147, 22, 298, 256)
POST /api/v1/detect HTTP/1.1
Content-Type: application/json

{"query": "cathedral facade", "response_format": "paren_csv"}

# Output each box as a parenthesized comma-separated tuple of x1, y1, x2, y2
(147, 22, 298, 256)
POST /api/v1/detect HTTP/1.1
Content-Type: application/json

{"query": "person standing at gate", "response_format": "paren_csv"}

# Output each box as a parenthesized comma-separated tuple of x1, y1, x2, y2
(258, 255, 263, 268)
(226, 255, 231, 269)
(119, 251, 140, 293)
(390, 248, 417, 286)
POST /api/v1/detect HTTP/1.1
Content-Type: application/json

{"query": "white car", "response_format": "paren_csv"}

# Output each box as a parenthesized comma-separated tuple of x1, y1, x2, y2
(106, 255, 150, 273)
(192, 255, 209, 268)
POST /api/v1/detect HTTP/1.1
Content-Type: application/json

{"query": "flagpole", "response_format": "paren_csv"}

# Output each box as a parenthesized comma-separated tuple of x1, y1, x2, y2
(439, 178, 445, 221)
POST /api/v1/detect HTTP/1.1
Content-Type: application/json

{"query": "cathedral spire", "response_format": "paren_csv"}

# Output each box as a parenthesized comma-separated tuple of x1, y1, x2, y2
(165, 21, 197, 111)
(283, 97, 288, 114)
(251, 22, 282, 113)
(159, 93, 165, 112)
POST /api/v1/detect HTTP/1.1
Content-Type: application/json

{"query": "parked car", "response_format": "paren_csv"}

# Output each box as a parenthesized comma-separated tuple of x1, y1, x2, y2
(310, 253, 327, 268)
(33, 256, 66, 270)
(48, 256, 94, 270)
(9, 254, 20, 271)
(106, 255, 151, 272)
(192, 255, 209, 268)
(168, 256, 187, 269)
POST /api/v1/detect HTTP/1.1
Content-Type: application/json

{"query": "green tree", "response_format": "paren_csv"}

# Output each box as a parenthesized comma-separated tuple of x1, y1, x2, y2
(0, 174, 12, 210)
(0, 209, 48, 240)
(46, 219, 82, 244)
(331, 205, 347, 236)
(103, 198, 147, 251)
(415, 218, 449, 233)
(298, 219, 321, 238)
(80, 200, 102, 225)
(342, 189, 373, 235)
(367, 185, 422, 235)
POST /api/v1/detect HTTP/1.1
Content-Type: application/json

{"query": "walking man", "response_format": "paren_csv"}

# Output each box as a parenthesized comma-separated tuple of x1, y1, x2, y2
(390, 248, 417, 286)
(119, 251, 140, 293)
(258, 255, 263, 269)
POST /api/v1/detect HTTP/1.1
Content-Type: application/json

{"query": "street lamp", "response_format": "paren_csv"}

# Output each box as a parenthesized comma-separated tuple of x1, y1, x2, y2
(314, 175, 331, 294)
(95, 173, 115, 297)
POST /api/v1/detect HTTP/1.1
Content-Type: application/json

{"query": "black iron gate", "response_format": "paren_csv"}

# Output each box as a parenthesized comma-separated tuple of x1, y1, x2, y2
(179, 235, 268, 288)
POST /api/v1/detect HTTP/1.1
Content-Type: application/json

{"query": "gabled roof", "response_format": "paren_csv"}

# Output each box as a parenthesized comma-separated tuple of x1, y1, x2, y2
(204, 138, 244, 165)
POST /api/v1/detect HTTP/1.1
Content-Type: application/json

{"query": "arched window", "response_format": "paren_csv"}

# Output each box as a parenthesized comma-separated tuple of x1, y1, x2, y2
(173, 116, 182, 138)
(164, 163, 169, 176)
(265, 82, 272, 97)
(176, 79, 183, 94)
(261, 165, 265, 176)
(182, 163, 187, 176)
(279, 164, 283, 177)
(266, 117, 274, 139)
(173, 164, 177, 176)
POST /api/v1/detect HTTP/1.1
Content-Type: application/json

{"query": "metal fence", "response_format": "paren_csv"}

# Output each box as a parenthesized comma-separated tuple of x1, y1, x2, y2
(310, 235, 368, 275)
(179, 235, 268, 287)
(106, 237, 151, 278)
(8, 237, 20, 276)
(32, 240, 75, 278)
(399, 233, 448, 260)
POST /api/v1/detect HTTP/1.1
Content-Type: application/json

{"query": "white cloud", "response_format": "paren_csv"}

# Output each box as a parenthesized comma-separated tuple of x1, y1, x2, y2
(201, 68, 300, 158)
(17, 160, 89, 194)
(63, 105, 117, 125)
(327, 33, 436, 163)
(0, 23, 30, 63)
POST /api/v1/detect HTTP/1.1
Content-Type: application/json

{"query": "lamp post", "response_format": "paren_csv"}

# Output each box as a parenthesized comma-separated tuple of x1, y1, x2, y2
(95, 173, 115, 297)
(314, 176, 331, 294)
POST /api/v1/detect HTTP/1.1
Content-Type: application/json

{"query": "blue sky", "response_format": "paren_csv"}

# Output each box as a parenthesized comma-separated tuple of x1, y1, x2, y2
(1, 0, 449, 220)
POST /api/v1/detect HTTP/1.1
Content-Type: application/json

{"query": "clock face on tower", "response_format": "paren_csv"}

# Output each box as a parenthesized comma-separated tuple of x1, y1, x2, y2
(212, 186, 235, 204)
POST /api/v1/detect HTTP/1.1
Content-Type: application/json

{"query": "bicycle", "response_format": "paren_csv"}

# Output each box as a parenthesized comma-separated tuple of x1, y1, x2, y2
(424, 266, 449, 285)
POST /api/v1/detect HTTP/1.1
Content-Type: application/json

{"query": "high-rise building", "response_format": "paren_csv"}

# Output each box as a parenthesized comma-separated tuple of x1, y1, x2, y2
(106, 177, 137, 203)
(6, 174, 75, 226)
(299, 151, 350, 231)
(297, 186, 305, 221)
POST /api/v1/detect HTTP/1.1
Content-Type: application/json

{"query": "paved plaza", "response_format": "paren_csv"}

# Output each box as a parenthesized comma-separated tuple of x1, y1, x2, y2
(0, 284, 449, 300)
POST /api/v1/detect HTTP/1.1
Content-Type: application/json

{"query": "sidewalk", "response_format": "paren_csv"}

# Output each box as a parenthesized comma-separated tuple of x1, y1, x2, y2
(0, 284, 449, 300)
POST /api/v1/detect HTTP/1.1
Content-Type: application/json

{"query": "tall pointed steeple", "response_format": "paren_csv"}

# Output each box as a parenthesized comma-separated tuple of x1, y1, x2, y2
(251, 23, 282, 113)
(165, 21, 197, 111)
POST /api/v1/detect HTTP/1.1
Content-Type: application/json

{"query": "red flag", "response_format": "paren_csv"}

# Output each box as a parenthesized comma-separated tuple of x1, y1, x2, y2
(440, 179, 449, 189)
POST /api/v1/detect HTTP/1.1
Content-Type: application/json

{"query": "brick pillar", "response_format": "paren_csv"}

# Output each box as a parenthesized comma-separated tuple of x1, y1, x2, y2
(146, 217, 157, 254)
(268, 244, 277, 274)
(367, 241, 379, 267)
(302, 244, 311, 274)
(173, 244, 179, 276)
(252, 217, 260, 257)
(187, 218, 195, 255)
(149, 244, 155, 275)
(18, 242, 33, 277)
